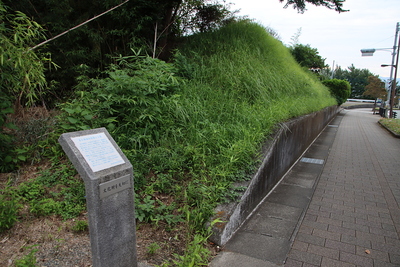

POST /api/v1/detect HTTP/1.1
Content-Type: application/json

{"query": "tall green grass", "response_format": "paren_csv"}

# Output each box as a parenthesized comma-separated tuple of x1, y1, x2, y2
(174, 21, 335, 180)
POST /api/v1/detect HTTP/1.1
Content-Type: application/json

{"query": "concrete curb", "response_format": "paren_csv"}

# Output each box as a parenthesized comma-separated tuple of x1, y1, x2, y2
(342, 104, 374, 109)
(378, 120, 400, 138)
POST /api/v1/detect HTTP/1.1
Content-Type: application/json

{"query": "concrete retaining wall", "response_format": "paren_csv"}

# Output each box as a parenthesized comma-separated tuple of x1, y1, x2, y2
(209, 106, 339, 246)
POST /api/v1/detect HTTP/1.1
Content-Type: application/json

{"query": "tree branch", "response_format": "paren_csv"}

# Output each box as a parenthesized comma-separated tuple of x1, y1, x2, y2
(29, 0, 129, 51)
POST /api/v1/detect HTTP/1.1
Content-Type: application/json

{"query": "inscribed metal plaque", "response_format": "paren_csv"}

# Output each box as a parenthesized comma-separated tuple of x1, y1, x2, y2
(71, 132, 125, 172)
(99, 175, 132, 199)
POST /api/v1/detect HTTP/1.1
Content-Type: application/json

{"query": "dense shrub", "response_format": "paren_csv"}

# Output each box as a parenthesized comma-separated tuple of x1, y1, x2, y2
(0, 193, 19, 232)
(0, 97, 17, 172)
(322, 79, 351, 105)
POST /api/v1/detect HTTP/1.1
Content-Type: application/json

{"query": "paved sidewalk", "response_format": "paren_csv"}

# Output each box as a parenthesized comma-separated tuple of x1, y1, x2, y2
(285, 109, 400, 267)
(210, 109, 400, 266)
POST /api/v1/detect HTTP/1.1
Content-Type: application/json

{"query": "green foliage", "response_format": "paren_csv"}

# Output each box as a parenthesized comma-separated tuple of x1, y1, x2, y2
(1, 147, 29, 172)
(0, 2, 54, 171)
(322, 78, 351, 105)
(29, 199, 61, 217)
(0, 192, 19, 232)
(17, 181, 45, 202)
(0, 97, 17, 172)
(173, 50, 196, 79)
(4, 0, 236, 102)
(135, 195, 183, 225)
(0, 105, 59, 171)
(9, 162, 86, 220)
(173, 234, 211, 267)
(135, 196, 156, 223)
(147, 242, 161, 255)
(14, 245, 38, 267)
(58, 54, 186, 186)
(13, 116, 57, 146)
(71, 220, 89, 233)
(333, 65, 375, 98)
(59, 55, 181, 139)
(186, 2, 235, 33)
(0, 3, 49, 108)
(222, 185, 247, 203)
(280, 0, 348, 13)
(289, 44, 326, 70)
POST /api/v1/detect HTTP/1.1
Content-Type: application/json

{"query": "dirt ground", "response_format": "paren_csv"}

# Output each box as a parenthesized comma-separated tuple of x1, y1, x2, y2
(0, 167, 200, 267)
(1, 215, 92, 266)
(0, 214, 190, 266)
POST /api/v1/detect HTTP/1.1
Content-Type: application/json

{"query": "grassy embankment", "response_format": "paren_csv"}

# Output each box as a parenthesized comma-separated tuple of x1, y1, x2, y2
(379, 118, 400, 135)
(1, 21, 336, 265)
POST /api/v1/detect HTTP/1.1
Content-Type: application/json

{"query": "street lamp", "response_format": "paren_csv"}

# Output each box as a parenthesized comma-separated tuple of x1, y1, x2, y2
(381, 39, 399, 118)
(360, 49, 377, 56)
(360, 22, 399, 118)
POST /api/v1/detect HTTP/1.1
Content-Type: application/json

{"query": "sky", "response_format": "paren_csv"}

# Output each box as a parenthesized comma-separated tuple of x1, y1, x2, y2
(230, 0, 400, 78)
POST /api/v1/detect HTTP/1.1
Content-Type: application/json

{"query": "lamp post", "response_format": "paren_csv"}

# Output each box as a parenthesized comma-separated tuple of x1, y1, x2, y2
(382, 63, 398, 119)
(381, 25, 400, 118)
(360, 22, 399, 118)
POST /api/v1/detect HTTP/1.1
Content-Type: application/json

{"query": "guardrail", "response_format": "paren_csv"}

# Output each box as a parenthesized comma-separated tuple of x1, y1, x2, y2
(347, 99, 376, 103)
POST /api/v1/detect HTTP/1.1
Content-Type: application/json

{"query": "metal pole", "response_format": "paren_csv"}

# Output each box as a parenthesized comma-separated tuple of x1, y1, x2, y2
(388, 22, 399, 117)
(389, 26, 400, 118)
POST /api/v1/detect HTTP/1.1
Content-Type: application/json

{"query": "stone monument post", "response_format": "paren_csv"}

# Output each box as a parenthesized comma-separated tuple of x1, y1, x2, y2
(58, 127, 137, 267)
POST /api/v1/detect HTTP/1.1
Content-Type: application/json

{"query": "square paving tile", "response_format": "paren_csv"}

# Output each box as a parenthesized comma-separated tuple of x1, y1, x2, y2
(225, 231, 290, 265)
